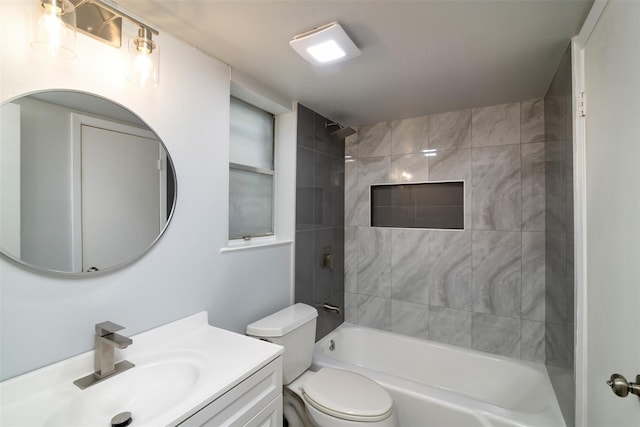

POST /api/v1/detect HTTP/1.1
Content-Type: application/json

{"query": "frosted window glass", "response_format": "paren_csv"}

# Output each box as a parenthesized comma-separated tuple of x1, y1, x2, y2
(230, 97, 273, 170)
(229, 168, 273, 239)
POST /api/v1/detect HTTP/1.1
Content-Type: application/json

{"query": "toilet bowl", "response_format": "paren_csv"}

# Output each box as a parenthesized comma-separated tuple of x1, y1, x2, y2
(246, 304, 397, 427)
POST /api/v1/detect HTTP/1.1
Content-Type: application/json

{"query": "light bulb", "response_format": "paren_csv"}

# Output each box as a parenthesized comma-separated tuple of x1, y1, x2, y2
(31, 0, 76, 59)
(38, 5, 64, 56)
(132, 52, 153, 87)
(128, 28, 159, 87)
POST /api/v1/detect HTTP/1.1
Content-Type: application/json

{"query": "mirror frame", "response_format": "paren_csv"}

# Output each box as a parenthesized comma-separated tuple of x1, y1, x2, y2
(0, 89, 178, 276)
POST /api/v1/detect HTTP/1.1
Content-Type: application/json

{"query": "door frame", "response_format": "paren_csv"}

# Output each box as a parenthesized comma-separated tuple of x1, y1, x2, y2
(70, 113, 159, 272)
(571, 1, 611, 425)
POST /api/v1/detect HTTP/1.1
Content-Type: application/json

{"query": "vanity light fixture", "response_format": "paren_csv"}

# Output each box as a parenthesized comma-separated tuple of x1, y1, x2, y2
(32, 0, 77, 59)
(31, 0, 160, 86)
(128, 26, 159, 87)
(289, 22, 361, 66)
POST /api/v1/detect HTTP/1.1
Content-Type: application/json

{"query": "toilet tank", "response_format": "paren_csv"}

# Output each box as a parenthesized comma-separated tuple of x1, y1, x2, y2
(246, 303, 318, 385)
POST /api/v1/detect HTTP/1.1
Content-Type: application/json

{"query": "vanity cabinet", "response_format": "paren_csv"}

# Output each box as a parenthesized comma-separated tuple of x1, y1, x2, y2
(178, 356, 283, 427)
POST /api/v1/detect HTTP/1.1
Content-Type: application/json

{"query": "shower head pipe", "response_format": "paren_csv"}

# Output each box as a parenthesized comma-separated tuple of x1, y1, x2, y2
(325, 121, 356, 139)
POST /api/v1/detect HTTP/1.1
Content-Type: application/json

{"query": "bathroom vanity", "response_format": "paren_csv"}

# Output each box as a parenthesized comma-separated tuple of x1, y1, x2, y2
(0, 312, 283, 427)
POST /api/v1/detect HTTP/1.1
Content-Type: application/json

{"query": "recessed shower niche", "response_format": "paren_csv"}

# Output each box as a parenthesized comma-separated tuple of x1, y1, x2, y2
(370, 181, 464, 229)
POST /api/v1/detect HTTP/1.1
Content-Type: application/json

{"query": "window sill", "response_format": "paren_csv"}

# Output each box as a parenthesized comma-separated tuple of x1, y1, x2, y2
(220, 237, 293, 253)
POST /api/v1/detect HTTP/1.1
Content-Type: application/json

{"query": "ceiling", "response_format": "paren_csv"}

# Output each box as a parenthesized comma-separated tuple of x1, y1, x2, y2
(116, 0, 593, 127)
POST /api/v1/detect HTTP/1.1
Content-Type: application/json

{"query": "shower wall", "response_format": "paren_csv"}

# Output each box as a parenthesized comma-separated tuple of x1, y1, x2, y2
(295, 104, 345, 340)
(344, 99, 547, 362)
(544, 44, 575, 427)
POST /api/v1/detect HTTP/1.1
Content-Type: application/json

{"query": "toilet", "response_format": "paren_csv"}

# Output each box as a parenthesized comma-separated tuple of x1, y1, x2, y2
(246, 303, 397, 427)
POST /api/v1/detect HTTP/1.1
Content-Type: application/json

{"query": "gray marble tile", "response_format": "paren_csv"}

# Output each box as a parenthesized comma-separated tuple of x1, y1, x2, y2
(521, 98, 545, 144)
(545, 140, 568, 233)
(545, 233, 567, 324)
(391, 300, 429, 339)
(523, 193, 546, 233)
(295, 230, 314, 305)
(546, 322, 570, 368)
(472, 102, 520, 147)
(357, 294, 391, 331)
(544, 94, 569, 143)
(522, 320, 545, 363)
(315, 112, 345, 159)
(522, 142, 545, 231)
(344, 158, 358, 226)
(390, 153, 430, 183)
(472, 231, 522, 318)
(357, 227, 391, 298)
(296, 147, 315, 230)
(428, 306, 472, 348)
(345, 226, 357, 293)
(472, 313, 521, 358)
(522, 232, 545, 322)
(344, 292, 358, 323)
(391, 115, 429, 155)
(345, 133, 358, 158)
(313, 228, 337, 303)
(356, 157, 390, 226)
(297, 104, 315, 149)
(429, 149, 472, 229)
(472, 145, 521, 231)
(429, 109, 472, 151)
(391, 229, 429, 304)
(429, 230, 472, 310)
(316, 293, 345, 341)
(357, 122, 392, 158)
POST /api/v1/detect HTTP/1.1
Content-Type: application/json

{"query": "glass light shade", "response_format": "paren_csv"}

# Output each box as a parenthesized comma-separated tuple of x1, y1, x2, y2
(31, 0, 77, 59)
(128, 29, 159, 87)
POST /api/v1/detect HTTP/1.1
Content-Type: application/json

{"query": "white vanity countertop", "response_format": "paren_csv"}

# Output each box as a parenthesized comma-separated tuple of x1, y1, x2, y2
(0, 312, 283, 427)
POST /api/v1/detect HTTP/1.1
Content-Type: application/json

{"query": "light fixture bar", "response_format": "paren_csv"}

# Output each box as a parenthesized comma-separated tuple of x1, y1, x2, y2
(77, 0, 158, 35)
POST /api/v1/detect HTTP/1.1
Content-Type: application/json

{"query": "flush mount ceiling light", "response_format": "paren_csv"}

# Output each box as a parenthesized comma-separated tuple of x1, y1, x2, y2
(289, 22, 361, 66)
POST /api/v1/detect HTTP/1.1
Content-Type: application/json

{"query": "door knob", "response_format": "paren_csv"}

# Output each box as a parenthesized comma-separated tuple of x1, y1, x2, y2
(606, 373, 640, 399)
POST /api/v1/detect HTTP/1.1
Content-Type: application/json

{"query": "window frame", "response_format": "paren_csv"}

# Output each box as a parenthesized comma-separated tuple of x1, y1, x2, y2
(228, 96, 276, 241)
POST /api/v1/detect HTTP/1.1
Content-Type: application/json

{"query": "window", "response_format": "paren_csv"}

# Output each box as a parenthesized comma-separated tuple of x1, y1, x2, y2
(371, 181, 464, 229)
(229, 96, 275, 240)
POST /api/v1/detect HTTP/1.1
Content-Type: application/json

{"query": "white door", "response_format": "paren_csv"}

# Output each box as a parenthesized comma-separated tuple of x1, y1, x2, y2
(81, 124, 162, 272)
(0, 102, 21, 257)
(581, 1, 640, 425)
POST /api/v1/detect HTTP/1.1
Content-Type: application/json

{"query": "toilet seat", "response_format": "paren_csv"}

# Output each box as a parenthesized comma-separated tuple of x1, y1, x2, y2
(301, 368, 393, 422)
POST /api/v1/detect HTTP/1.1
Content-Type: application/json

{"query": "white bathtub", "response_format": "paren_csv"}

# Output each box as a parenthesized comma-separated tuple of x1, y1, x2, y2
(311, 323, 565, 427)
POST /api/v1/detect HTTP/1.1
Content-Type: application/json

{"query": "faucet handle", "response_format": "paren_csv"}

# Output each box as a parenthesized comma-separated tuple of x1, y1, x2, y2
(95, 321, 125, 336)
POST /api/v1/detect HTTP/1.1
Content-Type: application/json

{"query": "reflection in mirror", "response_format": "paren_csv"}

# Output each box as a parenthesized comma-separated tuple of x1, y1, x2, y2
(0, 90, 176, 274)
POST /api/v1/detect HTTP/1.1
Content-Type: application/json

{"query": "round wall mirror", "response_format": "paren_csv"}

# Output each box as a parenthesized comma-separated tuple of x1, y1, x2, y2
(0, 90, 177, 274)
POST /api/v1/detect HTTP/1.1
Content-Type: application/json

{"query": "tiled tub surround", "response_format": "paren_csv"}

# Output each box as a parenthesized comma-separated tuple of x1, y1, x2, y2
(544, 45, 574, 427)
(345, 98, 547, 362)
(295, 104, 345, 340)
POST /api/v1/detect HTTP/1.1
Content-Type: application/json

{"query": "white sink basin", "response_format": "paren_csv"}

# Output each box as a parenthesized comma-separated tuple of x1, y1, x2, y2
(45, 351, 209, 427)
(1, 312, 283, 427)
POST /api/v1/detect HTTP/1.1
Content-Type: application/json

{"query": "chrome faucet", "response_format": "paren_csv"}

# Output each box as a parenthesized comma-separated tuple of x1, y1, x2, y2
(73, 321, 135, 389)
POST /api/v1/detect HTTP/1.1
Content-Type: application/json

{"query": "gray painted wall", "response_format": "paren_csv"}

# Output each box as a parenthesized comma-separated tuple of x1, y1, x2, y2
(0, 2, 292, 381)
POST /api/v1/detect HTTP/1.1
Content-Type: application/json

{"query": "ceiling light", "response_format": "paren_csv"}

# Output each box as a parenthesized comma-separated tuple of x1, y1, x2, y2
(290, 22, 360, 66)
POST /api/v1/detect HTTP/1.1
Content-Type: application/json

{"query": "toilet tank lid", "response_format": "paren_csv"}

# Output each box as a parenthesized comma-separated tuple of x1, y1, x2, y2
(246, 303, 318, 337)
